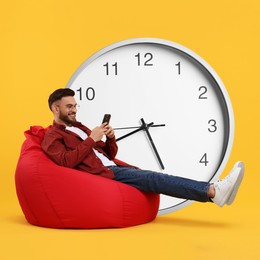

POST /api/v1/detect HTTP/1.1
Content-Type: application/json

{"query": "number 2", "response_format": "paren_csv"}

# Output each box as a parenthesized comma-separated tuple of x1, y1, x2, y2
(198, 86, 207, 99)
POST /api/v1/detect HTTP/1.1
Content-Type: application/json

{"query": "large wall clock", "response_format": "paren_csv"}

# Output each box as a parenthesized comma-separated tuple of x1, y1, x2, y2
(66, 38, 235, 215)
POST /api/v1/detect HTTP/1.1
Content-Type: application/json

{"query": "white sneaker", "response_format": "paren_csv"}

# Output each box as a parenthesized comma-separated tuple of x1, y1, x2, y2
(212, 161, 245, 207)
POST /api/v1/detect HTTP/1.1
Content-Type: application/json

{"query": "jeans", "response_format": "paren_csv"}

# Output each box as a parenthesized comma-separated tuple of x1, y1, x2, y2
(109, 166, 210, 202)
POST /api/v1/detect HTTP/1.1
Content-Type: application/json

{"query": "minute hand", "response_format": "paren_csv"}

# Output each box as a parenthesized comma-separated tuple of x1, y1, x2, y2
(114, 124, 166, 130)
(141, 118, 165, 170)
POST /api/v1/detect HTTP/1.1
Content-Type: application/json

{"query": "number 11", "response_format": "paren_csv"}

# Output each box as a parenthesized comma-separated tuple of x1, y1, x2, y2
(103, 62, 118, 75)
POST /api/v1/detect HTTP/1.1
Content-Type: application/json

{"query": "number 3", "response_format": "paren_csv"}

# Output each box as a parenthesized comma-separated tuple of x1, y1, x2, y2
(208, 119, 217, 132)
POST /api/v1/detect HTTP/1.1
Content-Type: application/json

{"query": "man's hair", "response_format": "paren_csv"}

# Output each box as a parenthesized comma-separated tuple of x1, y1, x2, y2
(48, 88, 75, 111)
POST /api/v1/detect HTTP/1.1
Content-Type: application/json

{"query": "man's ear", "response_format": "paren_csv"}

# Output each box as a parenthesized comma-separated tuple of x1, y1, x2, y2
(51, 103, 59, 114)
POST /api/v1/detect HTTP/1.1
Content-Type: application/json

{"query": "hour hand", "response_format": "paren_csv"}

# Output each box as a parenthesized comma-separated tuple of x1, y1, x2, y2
(116, 122, 154, 141)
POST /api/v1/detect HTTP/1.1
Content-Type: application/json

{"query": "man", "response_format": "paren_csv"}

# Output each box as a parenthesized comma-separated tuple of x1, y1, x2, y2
(42, 88, 244, 207)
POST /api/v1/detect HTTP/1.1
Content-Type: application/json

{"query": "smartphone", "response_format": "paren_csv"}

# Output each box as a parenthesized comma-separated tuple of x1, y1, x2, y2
(102, 114, 111, 124)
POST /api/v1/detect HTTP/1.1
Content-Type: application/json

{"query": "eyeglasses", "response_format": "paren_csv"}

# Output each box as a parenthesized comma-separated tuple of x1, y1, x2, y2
(66, 104, 80, 111)
(57, 104, 80, 111)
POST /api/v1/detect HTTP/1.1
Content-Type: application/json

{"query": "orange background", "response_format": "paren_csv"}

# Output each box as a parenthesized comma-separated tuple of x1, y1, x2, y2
(1, 0, 259, 259)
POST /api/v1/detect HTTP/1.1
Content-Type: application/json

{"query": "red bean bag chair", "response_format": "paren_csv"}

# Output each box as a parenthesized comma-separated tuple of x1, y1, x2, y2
(15, 126, 160, 228)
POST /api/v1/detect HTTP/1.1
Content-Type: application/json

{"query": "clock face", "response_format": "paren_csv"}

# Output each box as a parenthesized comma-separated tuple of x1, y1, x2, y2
(66, 38, 234, 215)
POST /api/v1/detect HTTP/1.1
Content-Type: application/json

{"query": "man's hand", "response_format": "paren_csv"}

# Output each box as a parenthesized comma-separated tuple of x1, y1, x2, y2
(89, 123, 115, 142)
(89, 124, 106, 142)
(104, 123, 115, 139)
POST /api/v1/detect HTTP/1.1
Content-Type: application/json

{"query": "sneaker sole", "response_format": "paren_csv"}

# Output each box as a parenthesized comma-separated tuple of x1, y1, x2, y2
(226, 161, 245, 205)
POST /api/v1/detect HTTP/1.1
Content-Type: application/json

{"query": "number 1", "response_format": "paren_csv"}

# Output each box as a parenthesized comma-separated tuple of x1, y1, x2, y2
(175, 62, 181, 74)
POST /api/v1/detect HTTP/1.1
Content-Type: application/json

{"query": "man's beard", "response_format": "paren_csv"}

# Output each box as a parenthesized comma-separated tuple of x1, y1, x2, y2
(59, 112, 76, 126)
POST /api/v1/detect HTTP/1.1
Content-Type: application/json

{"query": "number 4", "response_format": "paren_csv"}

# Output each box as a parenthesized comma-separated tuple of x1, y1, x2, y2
(199, 153, 209, 166)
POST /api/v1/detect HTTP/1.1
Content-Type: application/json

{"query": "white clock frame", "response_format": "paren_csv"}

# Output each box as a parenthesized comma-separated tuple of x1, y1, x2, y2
(66, 38, 234, 215)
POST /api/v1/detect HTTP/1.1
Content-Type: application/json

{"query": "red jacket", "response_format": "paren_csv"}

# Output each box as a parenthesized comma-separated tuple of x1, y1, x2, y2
(41, 121, 130, 179)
